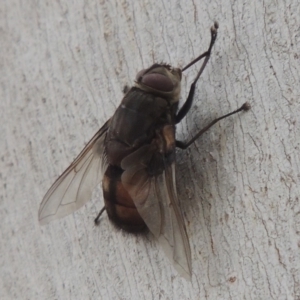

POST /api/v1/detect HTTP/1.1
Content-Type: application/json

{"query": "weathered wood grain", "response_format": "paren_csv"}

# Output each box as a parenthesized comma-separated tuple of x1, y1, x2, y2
(1, 0, 299, 299)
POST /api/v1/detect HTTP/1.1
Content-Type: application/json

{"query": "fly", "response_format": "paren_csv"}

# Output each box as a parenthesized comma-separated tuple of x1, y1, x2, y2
(39, 22, 250, 278)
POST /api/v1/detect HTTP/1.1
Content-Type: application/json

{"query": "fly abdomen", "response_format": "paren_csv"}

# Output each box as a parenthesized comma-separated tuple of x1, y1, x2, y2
(102, 165, 147, 232)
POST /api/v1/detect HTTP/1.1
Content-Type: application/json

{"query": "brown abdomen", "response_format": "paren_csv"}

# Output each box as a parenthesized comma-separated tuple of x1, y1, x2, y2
(102, 165, 147, 232)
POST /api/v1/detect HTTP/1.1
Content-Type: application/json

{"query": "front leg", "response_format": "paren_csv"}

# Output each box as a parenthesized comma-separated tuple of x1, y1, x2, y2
(176, 22, 219, 124)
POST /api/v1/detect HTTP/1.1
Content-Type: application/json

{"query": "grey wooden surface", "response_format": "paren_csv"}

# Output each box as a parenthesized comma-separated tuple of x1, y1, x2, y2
(1, 0, 299, 299)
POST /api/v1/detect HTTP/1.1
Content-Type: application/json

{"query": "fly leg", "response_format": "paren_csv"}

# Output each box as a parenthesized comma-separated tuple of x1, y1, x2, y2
(176, 22, 219, 123)
(176, 102, 251, 149)
(122, 85, 130, 94)
(94, 206, 106, 225)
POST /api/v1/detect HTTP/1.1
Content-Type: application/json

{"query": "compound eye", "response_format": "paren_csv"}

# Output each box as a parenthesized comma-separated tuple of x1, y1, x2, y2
(135, 69, 146, 81)
(141, 73, 174, 92)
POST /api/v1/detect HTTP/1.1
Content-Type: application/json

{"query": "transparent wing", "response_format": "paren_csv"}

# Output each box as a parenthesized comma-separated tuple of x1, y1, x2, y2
(38, 120, 110, 225)
(157, 164, 192, 279)
(121, 145, 192, 278)
(121, 145, 162, 236)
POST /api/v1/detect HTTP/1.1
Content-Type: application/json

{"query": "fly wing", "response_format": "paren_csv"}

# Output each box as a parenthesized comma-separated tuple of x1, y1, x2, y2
(156, 164, 192, 279)
(121, 145, 162, 236)
(38, 120, 110, 225)
(121, 144, 192, 278)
